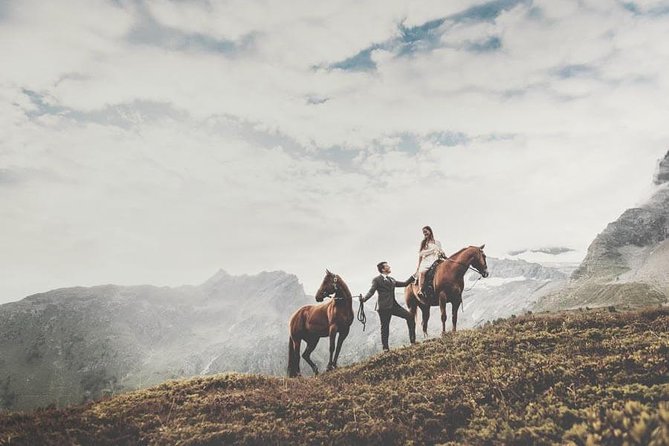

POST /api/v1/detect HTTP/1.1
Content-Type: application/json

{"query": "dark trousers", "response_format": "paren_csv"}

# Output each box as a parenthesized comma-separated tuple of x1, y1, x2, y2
(378, 302, 416, 349)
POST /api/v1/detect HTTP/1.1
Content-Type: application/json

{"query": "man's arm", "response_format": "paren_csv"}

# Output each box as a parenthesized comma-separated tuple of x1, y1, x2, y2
(361, 278, 378, 303)
(394, 275, 416, 288)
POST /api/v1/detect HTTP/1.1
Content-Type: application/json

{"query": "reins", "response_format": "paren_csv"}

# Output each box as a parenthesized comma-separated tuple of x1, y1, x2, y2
(440, 255, 486, 312)
(443, 256, 486, 277)
(463, 275, 482, 292)
(330, 275, 347, 301)
(357, 297, 366, 331)
(325, 275, 365, 329)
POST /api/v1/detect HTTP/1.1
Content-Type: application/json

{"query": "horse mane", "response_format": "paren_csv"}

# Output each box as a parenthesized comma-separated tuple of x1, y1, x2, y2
(449, 246, 479, 259)
(449, 247, 469, 258)
(335, 275, 353, 299)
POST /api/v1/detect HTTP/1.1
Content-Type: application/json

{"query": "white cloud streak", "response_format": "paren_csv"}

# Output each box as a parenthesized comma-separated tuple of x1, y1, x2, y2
(1, 0, 668, 302)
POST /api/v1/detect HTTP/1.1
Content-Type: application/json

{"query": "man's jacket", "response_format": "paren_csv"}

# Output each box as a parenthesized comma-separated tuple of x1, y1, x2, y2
(362, 275, 413, 310)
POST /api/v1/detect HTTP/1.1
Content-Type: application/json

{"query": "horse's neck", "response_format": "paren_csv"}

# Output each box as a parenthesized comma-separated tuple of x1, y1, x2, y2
(450, 248, 477, 272)
(334, 280, 353, 302)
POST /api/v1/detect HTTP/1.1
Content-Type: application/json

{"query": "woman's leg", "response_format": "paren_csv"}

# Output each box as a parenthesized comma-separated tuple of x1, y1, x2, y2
(417, 272, 426, 295)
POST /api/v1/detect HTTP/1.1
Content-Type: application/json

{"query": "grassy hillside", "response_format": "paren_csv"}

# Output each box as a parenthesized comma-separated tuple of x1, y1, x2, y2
(1, 307, 668, 445)
(535, 281, 668, 312)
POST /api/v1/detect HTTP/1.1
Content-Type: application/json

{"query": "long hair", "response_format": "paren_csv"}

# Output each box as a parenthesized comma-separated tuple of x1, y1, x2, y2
(420, 226, 435, 251)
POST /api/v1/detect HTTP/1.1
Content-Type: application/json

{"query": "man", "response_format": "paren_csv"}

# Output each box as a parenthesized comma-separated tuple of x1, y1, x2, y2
(361, 261, 416, 352)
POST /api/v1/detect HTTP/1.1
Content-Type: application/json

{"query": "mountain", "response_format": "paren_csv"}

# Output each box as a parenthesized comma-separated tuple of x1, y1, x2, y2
(455, 257, 569, 328)
(2, 307, 667, 445)
(0, 270, 307, 411)
(0, 257, 570, 411)
(535, 151, 669, 311)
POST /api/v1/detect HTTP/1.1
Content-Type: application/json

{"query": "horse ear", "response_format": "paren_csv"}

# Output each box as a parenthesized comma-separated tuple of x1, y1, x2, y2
(326, 269, 332, 276)
(479, 244, 485, 250)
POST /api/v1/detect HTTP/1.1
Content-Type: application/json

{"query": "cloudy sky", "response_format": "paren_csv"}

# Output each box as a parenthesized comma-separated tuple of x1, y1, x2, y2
(1, 0, 669, 303)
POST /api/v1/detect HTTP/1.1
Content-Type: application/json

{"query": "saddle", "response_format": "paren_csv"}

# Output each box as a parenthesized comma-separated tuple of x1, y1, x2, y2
(420, 256, 446, 302)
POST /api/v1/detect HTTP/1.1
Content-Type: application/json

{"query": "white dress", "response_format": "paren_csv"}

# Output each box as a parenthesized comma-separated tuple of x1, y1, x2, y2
(418, 240, 444, 273)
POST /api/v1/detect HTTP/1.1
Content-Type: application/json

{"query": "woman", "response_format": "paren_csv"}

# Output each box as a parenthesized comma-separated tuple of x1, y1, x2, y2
(416, 226, 445, 298)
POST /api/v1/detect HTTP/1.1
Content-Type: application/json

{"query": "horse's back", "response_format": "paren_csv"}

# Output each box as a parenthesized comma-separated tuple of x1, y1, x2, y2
(289, 302, 331, 338)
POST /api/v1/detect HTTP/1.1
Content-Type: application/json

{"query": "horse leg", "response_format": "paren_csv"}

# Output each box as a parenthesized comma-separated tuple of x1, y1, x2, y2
(439, 295, 448, 336)
(288, 336, 301, 377)
(332, 326, 350, 368)
(420, 303, 430, 338)
(451, 296, 462, 332)
(301, 336, 320, 375)
(407, 294, 418, 332)
(327, 325, 337, 371)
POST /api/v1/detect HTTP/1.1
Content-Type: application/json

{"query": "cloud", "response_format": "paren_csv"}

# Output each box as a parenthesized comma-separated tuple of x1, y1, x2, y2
(324, 0, 521, 71)
(622, 0, 669, 15)
(127, 3, 256, 55)
(2, 0, 669, 301)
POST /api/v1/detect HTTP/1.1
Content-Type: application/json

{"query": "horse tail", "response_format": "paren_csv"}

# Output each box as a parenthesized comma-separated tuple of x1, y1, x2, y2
(288, 336, 296, 377)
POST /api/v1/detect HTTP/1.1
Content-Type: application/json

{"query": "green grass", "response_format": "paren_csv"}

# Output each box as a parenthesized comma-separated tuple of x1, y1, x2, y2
(1, 307, 668, 445)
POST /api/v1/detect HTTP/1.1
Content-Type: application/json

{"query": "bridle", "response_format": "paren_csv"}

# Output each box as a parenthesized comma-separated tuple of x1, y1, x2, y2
(441, 250, 489, 307)
(322, 275, 347, 301)
(443, 252, 489, 278)
(321, 273, 366, 329)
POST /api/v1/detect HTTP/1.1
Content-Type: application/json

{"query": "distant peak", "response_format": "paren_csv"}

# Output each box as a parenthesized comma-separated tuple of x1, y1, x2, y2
(653, 149, 669, 185)
(200, 269, 299, 288)
(202, 269, 231, 286)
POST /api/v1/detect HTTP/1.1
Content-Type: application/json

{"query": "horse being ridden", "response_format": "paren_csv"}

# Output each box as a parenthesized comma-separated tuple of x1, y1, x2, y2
(287, 270, 354, 377)
(405, 245, 489, 336)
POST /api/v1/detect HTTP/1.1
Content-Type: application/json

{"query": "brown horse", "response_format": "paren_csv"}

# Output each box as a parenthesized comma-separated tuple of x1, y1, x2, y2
(287, 270, 355, 377)
(405, 245, 489, 336)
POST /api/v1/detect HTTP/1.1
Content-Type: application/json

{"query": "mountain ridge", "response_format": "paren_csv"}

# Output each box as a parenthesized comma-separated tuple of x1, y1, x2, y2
(535, 150, 669, 311)
(0, 259, 566, 411)
(1, 306, 667, 445)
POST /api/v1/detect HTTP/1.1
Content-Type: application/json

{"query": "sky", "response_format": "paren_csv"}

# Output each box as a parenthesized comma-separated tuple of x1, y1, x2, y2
(1, 0, 669, 303)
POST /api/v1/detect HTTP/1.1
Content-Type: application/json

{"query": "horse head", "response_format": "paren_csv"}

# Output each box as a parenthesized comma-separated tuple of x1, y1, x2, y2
(315, 269, 339, 302)
(471, 244, 489, 278)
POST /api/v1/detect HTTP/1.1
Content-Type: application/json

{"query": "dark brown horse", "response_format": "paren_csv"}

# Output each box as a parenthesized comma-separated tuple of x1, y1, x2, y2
(287, 270, 355, 377)
(405, 245, 489, 336)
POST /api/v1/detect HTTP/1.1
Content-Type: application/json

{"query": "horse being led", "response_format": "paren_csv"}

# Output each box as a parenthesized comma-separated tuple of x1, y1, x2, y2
(287, 270, 354, 378)
(405, 245, 489, 336)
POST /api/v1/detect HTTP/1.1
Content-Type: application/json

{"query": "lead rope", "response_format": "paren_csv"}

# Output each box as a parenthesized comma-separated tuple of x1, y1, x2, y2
(441, 256, 486, 313)
(464, 275, 483, 292)
(461, 275, 483, 313)
(357, 295, 366, 331)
